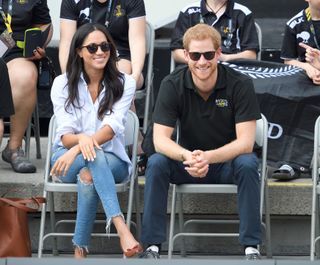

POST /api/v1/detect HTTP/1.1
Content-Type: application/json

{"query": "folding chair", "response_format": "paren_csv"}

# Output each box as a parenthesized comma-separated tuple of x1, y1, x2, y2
(38, 110, 140, 257)
(310, 115, 320, 260)
(135, 21, 155, 135)
(168, 114, 272, 258)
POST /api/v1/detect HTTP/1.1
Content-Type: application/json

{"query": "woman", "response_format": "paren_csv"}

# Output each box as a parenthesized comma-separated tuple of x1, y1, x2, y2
(0, 58, 14, 149)
(0, 0, 52, 173)
(50, 23, 141, 258)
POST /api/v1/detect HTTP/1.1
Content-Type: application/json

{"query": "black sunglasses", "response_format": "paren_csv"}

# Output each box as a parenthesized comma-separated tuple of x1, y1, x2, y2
(81, 42, 110, 54)
(188, 51, 216, 61)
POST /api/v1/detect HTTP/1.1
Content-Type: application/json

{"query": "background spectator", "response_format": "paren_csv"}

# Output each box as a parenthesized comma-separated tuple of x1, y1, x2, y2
(0, 0, 52, 173)
(170, 0, 259, 64)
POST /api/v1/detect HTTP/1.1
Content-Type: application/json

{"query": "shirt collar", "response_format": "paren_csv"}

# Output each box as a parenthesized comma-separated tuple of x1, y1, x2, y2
(184, 64, 226, 92)
(79, 72, 106, 93)
(200, 0, 234, 18)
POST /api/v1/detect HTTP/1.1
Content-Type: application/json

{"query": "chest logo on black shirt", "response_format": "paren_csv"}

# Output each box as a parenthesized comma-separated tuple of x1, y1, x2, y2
(16, 0, 28, 4)
(114, 5, 125, 17)
(215, 99, 229, 108)
(297, 31, 310, 43)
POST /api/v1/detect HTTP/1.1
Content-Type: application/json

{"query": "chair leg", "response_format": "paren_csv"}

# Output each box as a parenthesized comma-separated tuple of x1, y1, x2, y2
(33, 102, 41, 159)
(134, 178, 141, 238)
(168, 184, 177, 259)
(316, 196, 320, 258)
(38, 190, 47, 258)
(48, 192, 59, 256)
(177, 193, 187, 257)
(25, 120, 31, 160)
(24, 103, 41, 160)
(264, 179, 272, 258)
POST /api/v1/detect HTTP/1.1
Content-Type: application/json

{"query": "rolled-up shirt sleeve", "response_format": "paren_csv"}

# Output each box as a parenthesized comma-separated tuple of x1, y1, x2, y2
(100, 74, 136, 135)
(50, 75, 78, 141)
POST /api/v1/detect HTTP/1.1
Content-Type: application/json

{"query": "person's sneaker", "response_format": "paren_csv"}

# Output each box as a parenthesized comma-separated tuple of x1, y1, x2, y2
(139, 249, 160, 259)
(2, 144, 36, 173)
(245, 247, 261, 260)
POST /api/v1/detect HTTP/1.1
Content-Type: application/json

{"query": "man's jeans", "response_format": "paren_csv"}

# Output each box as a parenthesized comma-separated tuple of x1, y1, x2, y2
(51, 147, 128, 250)
(141, 152, 262, 247)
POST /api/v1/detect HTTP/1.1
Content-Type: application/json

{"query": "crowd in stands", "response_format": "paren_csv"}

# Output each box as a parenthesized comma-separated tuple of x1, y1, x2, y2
(0, 0, 319, 260)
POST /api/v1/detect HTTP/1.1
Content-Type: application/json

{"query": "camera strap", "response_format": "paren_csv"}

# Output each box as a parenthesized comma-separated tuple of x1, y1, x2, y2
(0, 0, 13, 33)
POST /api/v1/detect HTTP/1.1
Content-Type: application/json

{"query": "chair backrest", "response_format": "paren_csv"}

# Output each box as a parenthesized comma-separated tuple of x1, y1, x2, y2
(44, 110, 139, 185)
(255, 21, 262, 60)
(256, 114, 268, 215)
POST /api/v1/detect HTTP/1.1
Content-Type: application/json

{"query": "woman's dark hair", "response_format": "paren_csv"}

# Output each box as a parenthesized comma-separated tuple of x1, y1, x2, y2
(65, 23, 124, 120)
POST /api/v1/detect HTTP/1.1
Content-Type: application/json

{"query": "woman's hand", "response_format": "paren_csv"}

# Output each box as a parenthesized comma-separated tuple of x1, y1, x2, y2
(78, 133, 101, 161)
(29, 47, 46, 60)
(50, 147, 79, 177)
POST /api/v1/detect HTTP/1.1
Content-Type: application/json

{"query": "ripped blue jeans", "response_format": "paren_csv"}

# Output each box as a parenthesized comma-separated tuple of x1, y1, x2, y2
(51, 147, 128, 251)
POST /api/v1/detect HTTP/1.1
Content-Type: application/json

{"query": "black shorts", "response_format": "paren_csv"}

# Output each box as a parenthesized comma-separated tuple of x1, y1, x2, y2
(0, 59, 14, 117)
(117, 49, 131, 61)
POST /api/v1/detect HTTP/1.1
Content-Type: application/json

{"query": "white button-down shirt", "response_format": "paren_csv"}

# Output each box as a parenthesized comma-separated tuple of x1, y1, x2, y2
(51, 72, 136, 174)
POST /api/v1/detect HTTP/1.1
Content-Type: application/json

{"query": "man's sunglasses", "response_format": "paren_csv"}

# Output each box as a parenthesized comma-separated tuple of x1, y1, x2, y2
(188, 51, 216, 61)
(81, 42, 110, 54)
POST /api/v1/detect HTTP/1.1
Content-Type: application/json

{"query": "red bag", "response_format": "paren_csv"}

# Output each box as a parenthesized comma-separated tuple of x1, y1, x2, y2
(0, 197, 45, 257)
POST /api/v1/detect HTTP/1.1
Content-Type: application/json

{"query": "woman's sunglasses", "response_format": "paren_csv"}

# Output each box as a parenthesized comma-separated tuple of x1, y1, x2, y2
(188, 51, 216, 61)
(81, 42, 110, 54)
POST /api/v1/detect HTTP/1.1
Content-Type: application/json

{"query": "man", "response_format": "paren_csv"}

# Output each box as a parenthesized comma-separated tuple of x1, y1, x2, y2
(140, 23, 262, 260)
(170, 0, 259, 64)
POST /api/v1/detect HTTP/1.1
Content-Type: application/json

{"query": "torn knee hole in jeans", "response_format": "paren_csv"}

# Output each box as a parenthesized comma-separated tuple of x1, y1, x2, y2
(79, 168, 93, 185)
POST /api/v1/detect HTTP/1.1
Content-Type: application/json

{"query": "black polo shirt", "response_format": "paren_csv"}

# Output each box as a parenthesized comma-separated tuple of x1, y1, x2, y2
(60, 0, 146, 60)
(153, 64, 260, 151)
(170, 0, 259, 54)
(281, 9, 320, 62)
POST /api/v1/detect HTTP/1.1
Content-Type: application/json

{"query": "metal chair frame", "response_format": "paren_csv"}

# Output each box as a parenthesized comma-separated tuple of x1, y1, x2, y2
(135, 21, 155, 135)
(168, 114, 272, 258)
(38, 110, 140, 257)
(310, 115, 320, 260)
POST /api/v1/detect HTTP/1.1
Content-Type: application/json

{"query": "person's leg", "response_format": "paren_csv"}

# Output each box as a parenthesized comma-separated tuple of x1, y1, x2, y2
(104, 152, 140, 254)
(232, 153, 261, 247)
(51, 147, 98, 257)
(118, 59, 144, 89)
(2, 58, 37, 173)
(141, 153, 196, 247)
(87, 150, 140, 254)
(117, 58, 145, 161)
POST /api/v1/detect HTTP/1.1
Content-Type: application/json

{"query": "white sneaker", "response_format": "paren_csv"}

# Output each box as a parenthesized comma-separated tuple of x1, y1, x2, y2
(245, 247, 261, 260)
